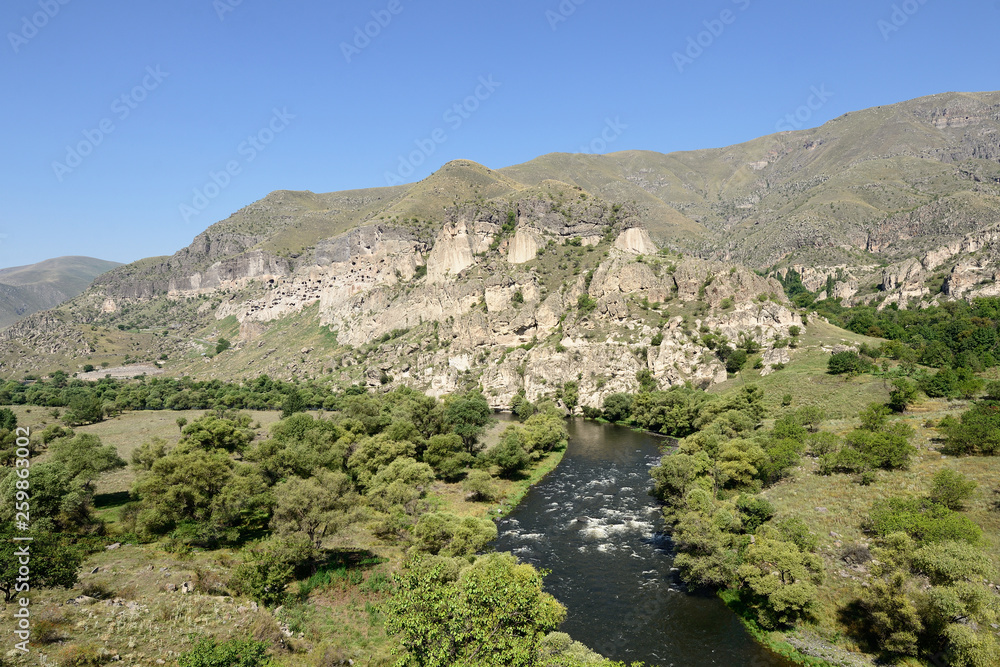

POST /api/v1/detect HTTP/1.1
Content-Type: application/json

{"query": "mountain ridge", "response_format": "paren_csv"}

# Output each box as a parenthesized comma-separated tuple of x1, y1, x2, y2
(0, 255, 122, 329)
(3, 90, 1000, 407)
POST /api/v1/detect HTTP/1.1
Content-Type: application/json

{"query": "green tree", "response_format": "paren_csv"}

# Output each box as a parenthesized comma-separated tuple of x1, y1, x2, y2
(444, 392, 493, 454)
(63, 393, 104, 425)
(131, 437, 168, 471)
(859, 571, 924, 657)
(413, 512, 498, 557)
(49, 433, 126, 491)
(0, 526, 82, 602)
(347, 435, 417, 490)
(887, 378, 918, 413)
(132, 448, 234, 536)
(280, 390, 305, 418)
(490, 428, 531, 479)
(462, 470, 499, 502)
(736, 536, 824, 628)
(230, 535, 317, 607)
(422, 434, 473, 482)
(180, 413, 254, 453)
(271, 470, 357, 547)
(942, 400, 1000, 455)
(386, 553, 566, 667)
(520, 411, 568, 455)
(726, 349, 748, 374)
(601, 393, 633, 423)
(866, 497, 982, 545)
(827, 351, 869, 376)
(928, 469, 977, 510)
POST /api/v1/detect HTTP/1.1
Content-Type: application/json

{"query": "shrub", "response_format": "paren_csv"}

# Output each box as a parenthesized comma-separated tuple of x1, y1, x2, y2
(827, 351, 870, 375)
(928, 469, 977, 510)
(736, 494, 775, 532)
(490, 428, 530, 478)
(942, 400, 1000, 455)
(866, 498, 982, 545)
(887, 378, 918, 413)
(806, 432, 839, 457)
(462, 470, 499, 502)
(726, 349, 748, 374)
(413, 512, 497, 557)
(177, 636, 272, 667)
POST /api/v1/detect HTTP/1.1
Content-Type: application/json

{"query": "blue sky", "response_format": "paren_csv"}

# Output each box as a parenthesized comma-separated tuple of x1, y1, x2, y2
(2, 0, 998, 268)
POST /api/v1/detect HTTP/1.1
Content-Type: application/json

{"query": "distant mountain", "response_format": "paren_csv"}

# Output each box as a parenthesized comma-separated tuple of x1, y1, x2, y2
(0, 256, 122, 329)
(2, 91, 1000, 395)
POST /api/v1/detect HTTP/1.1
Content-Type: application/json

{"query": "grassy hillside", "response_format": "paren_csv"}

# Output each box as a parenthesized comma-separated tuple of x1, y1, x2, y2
(0, 256, 121, 329)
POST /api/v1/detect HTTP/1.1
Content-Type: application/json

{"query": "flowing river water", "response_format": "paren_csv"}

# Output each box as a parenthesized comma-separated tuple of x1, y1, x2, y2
(492, 417, 795, 667)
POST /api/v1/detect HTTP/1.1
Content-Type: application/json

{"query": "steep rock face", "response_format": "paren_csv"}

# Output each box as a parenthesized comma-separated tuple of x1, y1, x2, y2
(879, 258, 929, 307)
(649, 322, 727, 388)
(215, 225, 424, 328)
(614, 227, 658, 255)
(427, 220, 496, 283)
(875, 226, 1000, 306)
(942, 262, 1000, 298)
(507, 230, 542, 264)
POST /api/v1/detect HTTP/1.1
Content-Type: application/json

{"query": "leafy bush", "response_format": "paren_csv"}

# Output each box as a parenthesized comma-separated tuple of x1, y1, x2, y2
(462, 470, 499, 502)
(413, 512, 497, 557)
(576, 293, 597, 314)
(928, 469, 977, 510)
(827, 351, 870, 375)
(942, 400, 1000, 455)
(387, 553, 565, 667)
(726, 349, 748, 374)
(887, 378, 917, 413)
(866, 498, 982, 545)
(177, 637, 272, 667)
(490, 428, 531, 478)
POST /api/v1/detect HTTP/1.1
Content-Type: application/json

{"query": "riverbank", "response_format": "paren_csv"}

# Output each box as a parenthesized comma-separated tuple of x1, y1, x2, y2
(492, 445, 568, 518)
(720, 590, 874, 667)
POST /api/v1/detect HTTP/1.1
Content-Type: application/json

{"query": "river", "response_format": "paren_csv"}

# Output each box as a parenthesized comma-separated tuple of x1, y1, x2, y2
(492, 417, 795, 667)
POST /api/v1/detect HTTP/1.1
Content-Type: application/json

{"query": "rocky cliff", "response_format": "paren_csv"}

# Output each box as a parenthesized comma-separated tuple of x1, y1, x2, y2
(6, 90, 1000, 395)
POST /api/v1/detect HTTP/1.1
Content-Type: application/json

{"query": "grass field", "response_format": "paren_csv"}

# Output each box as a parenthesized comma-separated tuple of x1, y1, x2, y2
(737, 390, 1000, 663)
(710, 319, 892, 419)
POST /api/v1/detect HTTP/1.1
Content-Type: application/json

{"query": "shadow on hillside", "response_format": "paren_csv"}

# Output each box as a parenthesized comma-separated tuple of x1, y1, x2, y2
(93, 491, 131, 509)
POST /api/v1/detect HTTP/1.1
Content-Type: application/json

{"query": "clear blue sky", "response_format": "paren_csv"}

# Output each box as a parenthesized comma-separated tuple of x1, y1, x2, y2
(2, 0, 998, 268)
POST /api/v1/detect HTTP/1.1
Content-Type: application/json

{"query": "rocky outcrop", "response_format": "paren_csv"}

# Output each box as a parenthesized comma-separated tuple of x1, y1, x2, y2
(507, 230, 542, 264)
(614, 228, 658, 255)
(426, 220, 495, 283)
